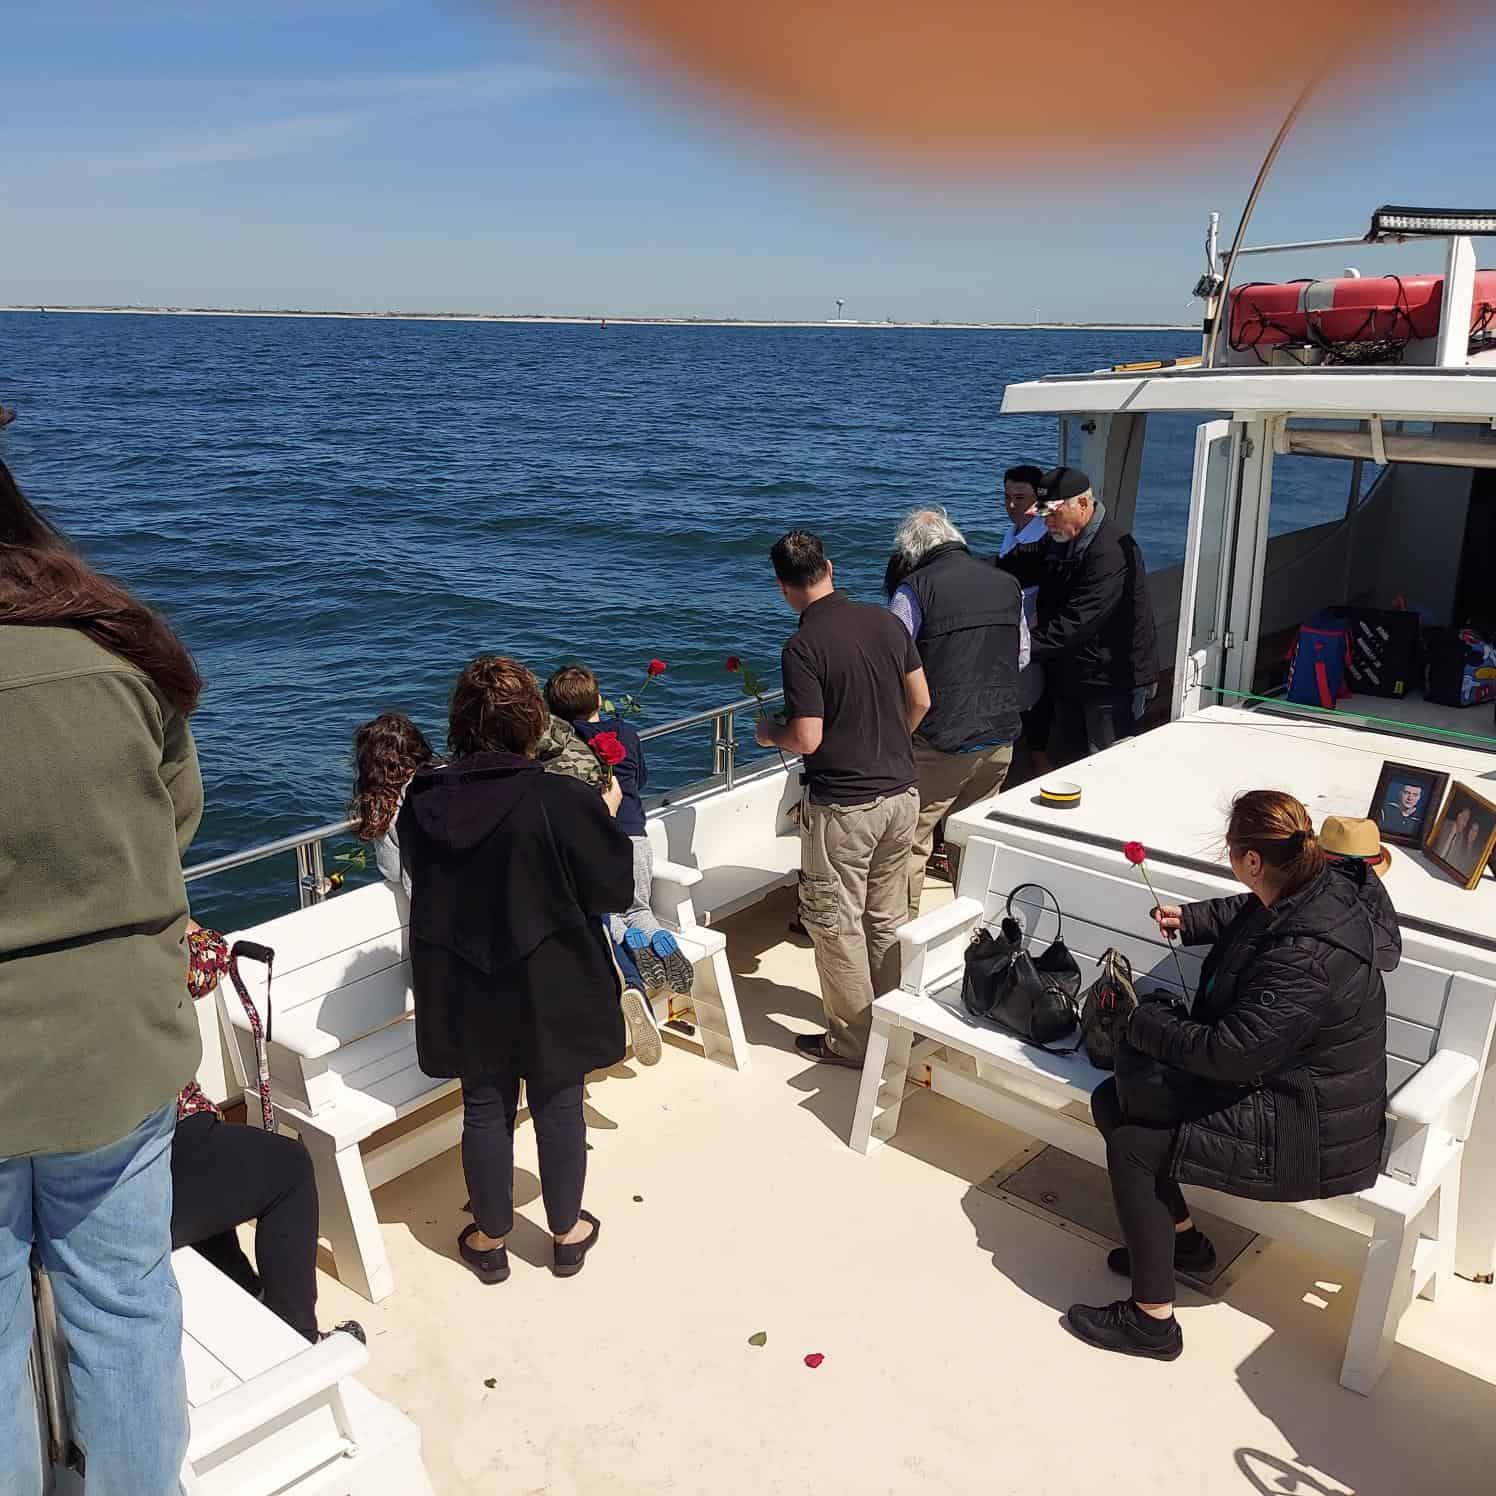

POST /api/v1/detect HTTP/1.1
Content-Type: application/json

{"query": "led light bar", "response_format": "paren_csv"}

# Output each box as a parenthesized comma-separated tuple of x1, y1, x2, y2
(1369, 205, 1496, 239)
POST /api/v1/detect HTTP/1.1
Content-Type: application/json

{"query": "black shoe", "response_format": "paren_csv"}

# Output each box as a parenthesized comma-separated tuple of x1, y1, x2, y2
(553, 1211, 601, 1278)
(659, 944, 695, 997)
(1064, 1299, 1183, 1360)
(458, 1223, 511, 1284)
(629, 941, 669, 993)
(794, 1031, 863, 1069)
(319, 1320, 367, 1346)
(1107, 1230, 1216, 1281)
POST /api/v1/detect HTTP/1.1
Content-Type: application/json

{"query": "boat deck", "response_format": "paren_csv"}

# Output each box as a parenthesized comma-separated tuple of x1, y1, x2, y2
(307, 885, 1496, 1495)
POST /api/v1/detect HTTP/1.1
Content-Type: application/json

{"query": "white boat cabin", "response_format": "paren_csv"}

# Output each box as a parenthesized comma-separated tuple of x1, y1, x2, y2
(970, 209, 1496, 1278)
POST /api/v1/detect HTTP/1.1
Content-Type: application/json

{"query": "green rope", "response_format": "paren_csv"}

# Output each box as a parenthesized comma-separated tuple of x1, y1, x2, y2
(1208, 687, 1496, 750)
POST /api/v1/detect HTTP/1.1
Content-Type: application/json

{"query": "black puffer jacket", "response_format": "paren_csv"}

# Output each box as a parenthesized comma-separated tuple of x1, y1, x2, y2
(1127, 861, 1394, 1202)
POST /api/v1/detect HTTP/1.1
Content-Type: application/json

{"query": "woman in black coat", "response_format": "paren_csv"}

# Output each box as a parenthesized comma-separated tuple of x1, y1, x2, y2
(1065, 791, 1395, 1360)
(398, 655, 635, 1283)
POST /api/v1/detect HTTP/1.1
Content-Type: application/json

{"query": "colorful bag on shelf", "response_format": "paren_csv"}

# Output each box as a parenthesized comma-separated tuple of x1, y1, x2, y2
(1286, 612, 1352, 710)
(1332, 606, 1422, 700)
(1424, 627, 1496, 708)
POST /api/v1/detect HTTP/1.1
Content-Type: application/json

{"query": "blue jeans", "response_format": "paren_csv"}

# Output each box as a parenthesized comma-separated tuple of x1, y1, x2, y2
(0, 1103, 188, 1496)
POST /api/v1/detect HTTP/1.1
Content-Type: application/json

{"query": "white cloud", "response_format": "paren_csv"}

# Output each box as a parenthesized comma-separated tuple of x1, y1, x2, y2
(295, 64, 584, 109)
(22, 1, 395, 23)
(111, 111, 368, 170)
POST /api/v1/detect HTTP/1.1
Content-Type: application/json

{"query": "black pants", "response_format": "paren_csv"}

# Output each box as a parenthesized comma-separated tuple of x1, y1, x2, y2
(1092, 1079, 1191, 1304)
(461, 1071, 586, 1238)
(170, 1112, 320, 1342)
(1057, 689, 1142, 764)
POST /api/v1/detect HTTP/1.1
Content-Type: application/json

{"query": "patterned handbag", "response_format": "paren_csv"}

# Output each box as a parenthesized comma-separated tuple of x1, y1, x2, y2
(1078, 947, 1139, 1071)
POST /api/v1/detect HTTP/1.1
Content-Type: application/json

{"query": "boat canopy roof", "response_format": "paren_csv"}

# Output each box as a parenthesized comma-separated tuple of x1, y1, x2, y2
(1000, 363, 1496, 421)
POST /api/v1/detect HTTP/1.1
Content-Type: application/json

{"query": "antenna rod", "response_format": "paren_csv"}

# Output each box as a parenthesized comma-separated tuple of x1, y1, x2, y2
(1204, 65, 1329, 368)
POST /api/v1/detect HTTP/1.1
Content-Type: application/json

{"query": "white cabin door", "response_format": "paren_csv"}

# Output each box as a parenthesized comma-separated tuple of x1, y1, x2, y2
(1172, 420, 1239, 718)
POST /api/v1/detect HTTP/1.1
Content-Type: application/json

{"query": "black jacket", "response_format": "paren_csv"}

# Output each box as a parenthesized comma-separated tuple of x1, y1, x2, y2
(1127, 861, 1394, 1202)
(904, 542, 1023, 752)
(397, 753, 635, 1088)
(997, 514, 1157, 697)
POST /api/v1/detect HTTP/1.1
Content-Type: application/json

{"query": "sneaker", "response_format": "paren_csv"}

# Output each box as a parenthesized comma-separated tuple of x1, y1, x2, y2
(1107, 1230, 1216, 1281)
(1063, 1299, 1182, 1360)
(652, 933, 695, 996)
(620, 986, 663, 1067)
(319, 1320, 367, 1345)
(625, 930, 669, 993)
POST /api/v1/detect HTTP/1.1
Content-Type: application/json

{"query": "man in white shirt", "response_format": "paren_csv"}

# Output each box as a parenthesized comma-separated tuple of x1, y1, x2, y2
(1000, 464, 1052, 778)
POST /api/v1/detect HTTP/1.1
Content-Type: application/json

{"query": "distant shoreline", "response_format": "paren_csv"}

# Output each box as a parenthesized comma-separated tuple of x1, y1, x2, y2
(0, 305, 1193, 333)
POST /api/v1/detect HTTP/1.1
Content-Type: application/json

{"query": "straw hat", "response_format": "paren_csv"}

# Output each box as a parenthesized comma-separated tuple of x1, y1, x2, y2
(1319, 816, 1392, 877)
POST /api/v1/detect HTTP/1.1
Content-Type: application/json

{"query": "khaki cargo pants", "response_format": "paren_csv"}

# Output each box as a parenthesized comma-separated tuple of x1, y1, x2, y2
(907, 740, 1014, 922)
(798, 786, 919, 1061)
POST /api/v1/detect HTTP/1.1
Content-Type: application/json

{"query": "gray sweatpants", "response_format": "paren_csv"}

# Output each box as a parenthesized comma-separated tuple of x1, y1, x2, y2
(609, 836, 661, 944)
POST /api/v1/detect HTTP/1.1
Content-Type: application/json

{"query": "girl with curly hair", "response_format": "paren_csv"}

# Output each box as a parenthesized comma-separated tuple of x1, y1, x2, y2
(350, 711, 437, 889)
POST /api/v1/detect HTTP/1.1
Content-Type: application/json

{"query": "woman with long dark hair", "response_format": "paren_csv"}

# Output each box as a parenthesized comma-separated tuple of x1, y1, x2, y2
(1065, 790, 1393, 1361)
(0, 457, 201, 1491)
(398, 655, 635, 1284)
(350, 710, 437, 889)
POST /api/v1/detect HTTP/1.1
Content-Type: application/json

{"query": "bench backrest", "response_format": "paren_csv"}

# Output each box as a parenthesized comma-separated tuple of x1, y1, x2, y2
(220, 881, 411, 1100)
(964, 834, 1496, 1142)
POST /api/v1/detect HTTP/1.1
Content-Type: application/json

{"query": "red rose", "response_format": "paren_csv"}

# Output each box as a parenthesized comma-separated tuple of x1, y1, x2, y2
(725, 655, 741, 673)
(592, 731, 627, 767)
(647, 658, 667, 678)
(1123, 841, 1147, 865)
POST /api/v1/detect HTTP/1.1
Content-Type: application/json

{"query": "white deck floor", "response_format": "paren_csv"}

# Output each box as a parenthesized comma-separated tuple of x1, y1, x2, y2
(306, 886, 1496, 1496)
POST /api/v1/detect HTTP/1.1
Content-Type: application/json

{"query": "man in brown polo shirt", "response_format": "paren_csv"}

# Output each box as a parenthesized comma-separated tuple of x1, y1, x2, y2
(759, 531, 930, 1065)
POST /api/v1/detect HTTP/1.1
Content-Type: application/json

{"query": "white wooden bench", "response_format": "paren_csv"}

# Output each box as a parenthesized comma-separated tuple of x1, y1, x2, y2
(219, 877, 747, 1302)
(849, 833, 1496, 1395)
(34, 1251, 433, 1496)
(648, 765, 802, 924)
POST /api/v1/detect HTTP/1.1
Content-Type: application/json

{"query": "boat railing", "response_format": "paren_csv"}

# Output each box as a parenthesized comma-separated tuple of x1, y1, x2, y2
(182, 687, 785, 910)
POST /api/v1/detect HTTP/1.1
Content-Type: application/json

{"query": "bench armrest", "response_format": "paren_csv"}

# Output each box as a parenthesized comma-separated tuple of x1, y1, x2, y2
(186, 1332, 368, 1462)
(1388, 1050, 1479, 1127)
(1383, 1049, 1480, 1187)
(897, 896, 984, 997)
(216, 988, 343, 1061)
(651, 857, 704, 929)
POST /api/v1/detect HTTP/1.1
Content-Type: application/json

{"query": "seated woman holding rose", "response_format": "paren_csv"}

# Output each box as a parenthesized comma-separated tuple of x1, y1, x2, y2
(1066, 790, 1395, 1361)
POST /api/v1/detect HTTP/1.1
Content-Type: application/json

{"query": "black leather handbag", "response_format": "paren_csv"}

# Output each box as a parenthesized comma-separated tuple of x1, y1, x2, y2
(961, 884, 1082, 1050)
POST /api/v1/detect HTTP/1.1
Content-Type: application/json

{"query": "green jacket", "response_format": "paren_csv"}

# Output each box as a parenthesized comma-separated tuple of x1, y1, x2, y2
(0, 626, 204, 1156)
(535, 714, 606, 789)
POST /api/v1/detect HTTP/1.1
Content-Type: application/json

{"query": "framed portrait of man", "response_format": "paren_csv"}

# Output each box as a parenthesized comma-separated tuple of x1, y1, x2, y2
(1367, 761, 1449, 848)
(1424, 781, 1496, 891)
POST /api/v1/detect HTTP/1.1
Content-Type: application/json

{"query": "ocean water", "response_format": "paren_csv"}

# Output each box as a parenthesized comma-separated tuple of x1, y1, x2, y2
(4, 312, 1306, 924)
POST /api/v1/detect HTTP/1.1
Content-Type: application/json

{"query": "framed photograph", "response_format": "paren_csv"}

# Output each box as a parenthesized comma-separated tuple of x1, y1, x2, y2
(1367, 761, 1449, 848)
(1424, 781, 1496, 890)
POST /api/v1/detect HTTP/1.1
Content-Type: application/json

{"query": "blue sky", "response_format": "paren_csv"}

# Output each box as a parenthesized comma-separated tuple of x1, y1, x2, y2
(4, 2, 1495, 321)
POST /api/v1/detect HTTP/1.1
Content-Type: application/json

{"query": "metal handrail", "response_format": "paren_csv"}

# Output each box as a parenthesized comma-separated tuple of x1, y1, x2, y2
(183, 819, 356, 884)
(181, 685, 787, 909)
(638, 688, 782, 741)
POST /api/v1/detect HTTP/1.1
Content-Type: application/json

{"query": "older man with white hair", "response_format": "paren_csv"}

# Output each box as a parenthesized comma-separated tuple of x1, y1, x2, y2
(887, 507, 1027, 920)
